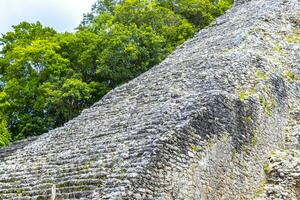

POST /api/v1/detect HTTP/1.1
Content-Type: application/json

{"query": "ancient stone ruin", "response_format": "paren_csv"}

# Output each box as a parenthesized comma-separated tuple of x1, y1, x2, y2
(0, 0, 299, 199)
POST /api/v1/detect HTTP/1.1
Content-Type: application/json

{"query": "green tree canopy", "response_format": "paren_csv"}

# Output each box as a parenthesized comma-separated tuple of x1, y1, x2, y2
(84, 0, 195, 85)
(0, 23, 104, 140)
(156, 0, 233, 28)
(0, 0, 232, 146)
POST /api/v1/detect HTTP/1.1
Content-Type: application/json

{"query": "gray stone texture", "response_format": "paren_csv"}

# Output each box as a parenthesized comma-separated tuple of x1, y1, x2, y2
(0, 0, 299, 199)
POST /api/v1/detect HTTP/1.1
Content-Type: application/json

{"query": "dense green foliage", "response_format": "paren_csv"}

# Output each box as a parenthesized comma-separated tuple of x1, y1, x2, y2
(0, 0, 232, 145)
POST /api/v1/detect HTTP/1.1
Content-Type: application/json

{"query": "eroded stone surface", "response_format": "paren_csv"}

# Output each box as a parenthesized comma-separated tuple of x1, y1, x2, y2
(0, 0, 299, 199)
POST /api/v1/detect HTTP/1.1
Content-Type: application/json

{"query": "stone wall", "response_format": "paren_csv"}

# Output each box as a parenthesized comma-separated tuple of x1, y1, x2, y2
(0, 0, 299, 199)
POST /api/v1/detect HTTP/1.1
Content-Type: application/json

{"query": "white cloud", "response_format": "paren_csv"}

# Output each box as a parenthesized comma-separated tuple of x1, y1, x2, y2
(0, 0, 96, 34)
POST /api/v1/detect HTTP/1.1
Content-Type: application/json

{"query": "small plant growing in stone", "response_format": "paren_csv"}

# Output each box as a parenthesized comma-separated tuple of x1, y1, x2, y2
(283, 70, 298, 82)
(286, 28, 300, 43)
(259, 96, 274, 117)
(190, 144, 201, 152)
(263, 163, 270, 174)
(239, 91, 251, 101)
(255, 70, 268, 81)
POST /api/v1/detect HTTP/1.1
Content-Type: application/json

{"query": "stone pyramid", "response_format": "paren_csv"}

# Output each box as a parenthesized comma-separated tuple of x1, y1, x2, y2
(0, 0, 299, 199)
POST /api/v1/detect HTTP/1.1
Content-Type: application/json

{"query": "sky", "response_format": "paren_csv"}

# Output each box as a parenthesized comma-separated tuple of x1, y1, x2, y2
(0, 0, 96, 35)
